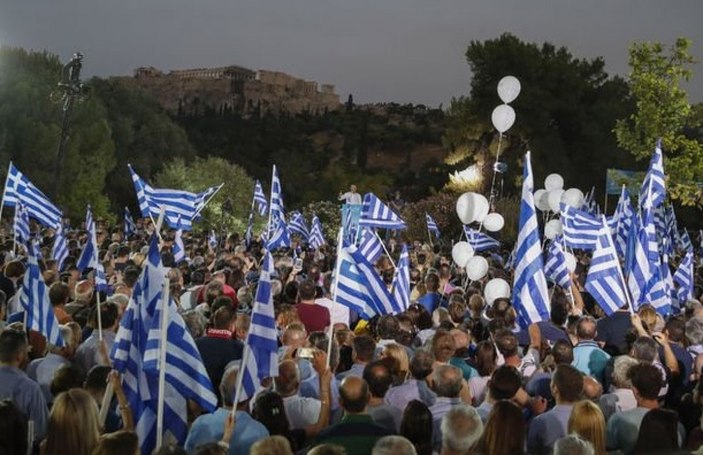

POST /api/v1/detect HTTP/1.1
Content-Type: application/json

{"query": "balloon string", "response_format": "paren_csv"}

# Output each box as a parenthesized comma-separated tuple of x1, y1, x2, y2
(488, 132, 503, 212)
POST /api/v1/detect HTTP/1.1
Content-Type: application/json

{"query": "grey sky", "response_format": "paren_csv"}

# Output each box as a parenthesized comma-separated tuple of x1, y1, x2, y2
(1, 0, 701, 106)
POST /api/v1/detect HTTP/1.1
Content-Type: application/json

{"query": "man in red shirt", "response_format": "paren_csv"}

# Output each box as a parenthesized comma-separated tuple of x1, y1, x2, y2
(295, 280, 330, 333)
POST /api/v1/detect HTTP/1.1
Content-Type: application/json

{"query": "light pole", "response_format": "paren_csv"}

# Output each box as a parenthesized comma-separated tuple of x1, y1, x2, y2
(53, 52, 85, 199)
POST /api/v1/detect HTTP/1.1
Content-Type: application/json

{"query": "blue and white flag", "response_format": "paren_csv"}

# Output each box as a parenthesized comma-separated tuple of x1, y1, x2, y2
(639, 139, 666, 210)
(359, 193, 406, 230)
(253, 180, 268, 216)
(3, 163, 62, 228)
(426, 213, 440, 238)
(52, 224, 69, 271)
(585, 217, 630, 316)
(267, 218, 291, 250)
(208, 230, 218, 250)
(464, 226, 500, 251)
(392, 244, 411, 312)
(561, 204, 601, 250)
(85, 204, 94, 232)
(129, 164, 222, 231)
(13, 203, 30, 245)
(269, 165, 286, 225)
(544, 237, 572, 289)
(288, 211, 309, 241)
(172, 217, 185, 263)
(308, 214, 325, 250)
(358, 228, 384, 264)
(77, 205, 99, 272)
(674, 250, 694, 305)
(124, 207, 137, 238)
(238, 251, 279, 401)
(18, 241, 64, 347)
(112, 235, 216, 454)
(608, 186, 634, 257)
(628, 208, 669, 313)
(679, 229, 693, 254)
(512, 152, 550, 328)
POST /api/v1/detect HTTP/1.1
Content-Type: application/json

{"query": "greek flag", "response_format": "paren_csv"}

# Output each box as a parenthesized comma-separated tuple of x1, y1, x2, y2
(288, 211, 309, 240)
(674, 250, 694, 304)
(464, 226, 500, 251)
(172, 217, 185, 263)
(627, 208, 669, 313)
(679, 230, 693, 253)
(269, 165, 285, 225)
(639, 139, 666, 210)
(77, 206, 99, 272)
(2, 163, 62, 228)
(267, 218, 291, 250)
(608, 186, 634, 257)
(426, 213, 440, 238)
(124, 207, 137, 238)
(358, 227, 384, 264)
(660, 244, 675, 308)
(359, 193, 406, 230)
(544, 237, 571, 289)
(392, 244, 411, 312)
(512, 151, 550, 328)
(52, 224, 69, 271)
(13, 203, 30, 244)
(308, 214, 325, 250)
(253, 180, 268, 216)
(208, 230, 218, 250)
(238, 250, 279, 401)
(585, 217, 630, 316)
(336, 242, 399, 318)
(85, 204, 94, 232)
(561, 203, 601, 250)
(18, 241, 64, 347)
(112, 235, 216, 454)
(128, 165, 222, 231)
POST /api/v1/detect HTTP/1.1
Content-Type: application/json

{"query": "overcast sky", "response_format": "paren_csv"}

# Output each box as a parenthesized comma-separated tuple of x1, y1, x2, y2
(1, 0, 701, 106)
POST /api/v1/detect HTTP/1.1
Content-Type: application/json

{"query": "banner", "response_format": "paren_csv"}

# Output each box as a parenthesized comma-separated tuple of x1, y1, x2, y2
(606, 169, 646, 195)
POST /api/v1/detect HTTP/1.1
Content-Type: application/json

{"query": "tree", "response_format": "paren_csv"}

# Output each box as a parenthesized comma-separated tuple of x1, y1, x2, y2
(614, 38, 703, 206)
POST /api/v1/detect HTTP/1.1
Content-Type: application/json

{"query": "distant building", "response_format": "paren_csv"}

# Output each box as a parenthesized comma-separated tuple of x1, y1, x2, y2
(124, 64, 340, 116)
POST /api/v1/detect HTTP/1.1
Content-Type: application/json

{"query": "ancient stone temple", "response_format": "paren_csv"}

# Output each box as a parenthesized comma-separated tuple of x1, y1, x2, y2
(123, 65, 341, 116)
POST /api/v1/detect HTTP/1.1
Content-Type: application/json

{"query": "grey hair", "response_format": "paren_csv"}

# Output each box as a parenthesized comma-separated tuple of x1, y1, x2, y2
(612, 355, 638, 388)
(372, 436, 417, 455)
(553, 434, 595, 455)
(686, 316, 703, 346)
(631, 336, 658, 363)
(440, 404, 483, 453)
(56, 324, 75, 350)
(432, 364, 463, 398)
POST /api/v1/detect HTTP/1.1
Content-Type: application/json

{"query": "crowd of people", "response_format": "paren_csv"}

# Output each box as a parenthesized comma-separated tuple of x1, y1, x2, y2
(1, 216, 703, 455)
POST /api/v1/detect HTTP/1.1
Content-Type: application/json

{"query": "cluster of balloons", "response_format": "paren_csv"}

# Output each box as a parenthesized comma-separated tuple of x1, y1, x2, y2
(491, 76, 521, 133)
(533, 173, 586, 240)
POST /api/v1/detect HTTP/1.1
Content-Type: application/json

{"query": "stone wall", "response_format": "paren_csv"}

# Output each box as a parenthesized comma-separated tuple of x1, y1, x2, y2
(124, 65, 340, 115)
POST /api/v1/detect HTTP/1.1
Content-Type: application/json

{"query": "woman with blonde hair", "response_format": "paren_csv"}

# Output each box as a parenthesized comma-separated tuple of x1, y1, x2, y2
(380, 342, 410, 384)
(251, 435, 294, 455)
(42, 388, 100, 455)
(567, 400, 607, 455)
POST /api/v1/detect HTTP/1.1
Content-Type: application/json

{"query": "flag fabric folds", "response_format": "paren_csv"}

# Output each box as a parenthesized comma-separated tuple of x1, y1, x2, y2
(359, 193, 406, 230)
(639, 140, 666, 210)
(266, 218, 291, 250)
(238, 251, 279, 401)
(288, 211, 310, 241)
(463, 226, 500, 252)
(2, 163, 62, 228)
(392, 244, 411, 312)
(585, 218, 630, 316)
(253, 180, 268, 216)
(560, 204, 601, 250)
(128, 165, 221, 231)
(608, 186, 634, 257)
(111, 235, 216, 454)
(18, 241, 64, 347)
(124, 207, 137, 238)
(679, 230, 693, 254)
(426, 213, 440, 238)
(172, 217, 185, 263)
(52, 224, 69, 271)
(512, 152, 550, 328)
(358, 228, 384, 264)
(674, 250, 694, 305)
(77, 206, 98, 272)
(308, 214, 325, 250)
(13, 203, 30, 245)
(544, 237, 572, 289)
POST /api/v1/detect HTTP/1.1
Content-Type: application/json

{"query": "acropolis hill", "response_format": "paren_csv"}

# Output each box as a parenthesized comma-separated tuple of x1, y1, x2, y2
(119, 65, 341, 116)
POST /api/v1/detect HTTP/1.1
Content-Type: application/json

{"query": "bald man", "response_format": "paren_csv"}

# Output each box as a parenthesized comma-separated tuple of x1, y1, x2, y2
(274, 360, 321, 430)
(312, 376, 393, 455)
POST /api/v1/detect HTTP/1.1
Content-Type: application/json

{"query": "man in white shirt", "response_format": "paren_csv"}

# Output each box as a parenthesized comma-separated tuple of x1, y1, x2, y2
(275, 359, 321, 430)
(338, 185, 362, 205)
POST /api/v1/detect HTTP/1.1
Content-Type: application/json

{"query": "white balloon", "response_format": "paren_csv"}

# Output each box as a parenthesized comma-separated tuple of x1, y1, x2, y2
(564, 252, 577, 273)
(456, 192, 489, 224)
(537, 190, 551, 212)
(548, 189, 565, 213)
(484, 278, 511, 305)
(466, 256, 489, 281)
(497, 76, 521, 104)
(491, 104, 516, 133)
(473, 194, 490, 223)
(561, 188, 584, 209)
(483, 213, 505, 232)
(544, 173, 564, 192)
(456, 193, 473, 224)
(544, 219, 563, 240)
(451, 241, 474, 267)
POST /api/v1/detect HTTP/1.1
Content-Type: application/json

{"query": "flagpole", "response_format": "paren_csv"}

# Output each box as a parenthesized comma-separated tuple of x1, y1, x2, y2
(600, 215, 634, 313)
(326, 227, 344, 367)
(373, 230, 396, 269)
(129, 164, 159, 232)
(191, 182, 225, 221)
(155, 277, 171, 449)
(231, 311, 255, 417)
(98, 383, 114, 428)
(266, 165, 276, 239)
(0, 161, 12, 223)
